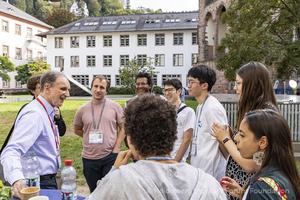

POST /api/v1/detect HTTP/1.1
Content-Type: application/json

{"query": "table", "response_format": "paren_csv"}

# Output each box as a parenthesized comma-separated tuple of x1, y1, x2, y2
(13, 189, 86, 200)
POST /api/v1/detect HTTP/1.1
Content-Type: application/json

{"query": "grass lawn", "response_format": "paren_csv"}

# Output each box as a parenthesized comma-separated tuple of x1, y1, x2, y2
(1, 98, 299, 185)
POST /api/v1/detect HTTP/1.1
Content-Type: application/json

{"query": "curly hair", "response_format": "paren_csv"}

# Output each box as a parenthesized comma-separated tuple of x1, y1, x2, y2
(27, 75, 41, 95)
(124, 94, 177, 157)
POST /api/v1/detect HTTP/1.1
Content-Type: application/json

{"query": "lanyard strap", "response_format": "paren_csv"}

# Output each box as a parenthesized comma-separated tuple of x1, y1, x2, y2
(145, 155, 173, 161)
(194, 95, 209, 139)
(91, 99, 106, 130)
(36, 98, 60, 150)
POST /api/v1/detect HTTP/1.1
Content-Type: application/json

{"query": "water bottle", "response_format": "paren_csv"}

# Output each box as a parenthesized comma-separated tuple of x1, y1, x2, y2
(22, 150, 40, 187)
(61, 160, 77, 200)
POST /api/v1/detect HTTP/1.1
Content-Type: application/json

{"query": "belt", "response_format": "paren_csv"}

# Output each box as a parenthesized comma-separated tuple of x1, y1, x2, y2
(40, 173, 57, 181)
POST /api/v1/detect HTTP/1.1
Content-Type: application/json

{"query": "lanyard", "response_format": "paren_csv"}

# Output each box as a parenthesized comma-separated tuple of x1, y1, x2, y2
(36, 98, 60, 150)
(193, 95, 209, 141)
(91, 99, 106, 130)
(145, 155, 173, 161)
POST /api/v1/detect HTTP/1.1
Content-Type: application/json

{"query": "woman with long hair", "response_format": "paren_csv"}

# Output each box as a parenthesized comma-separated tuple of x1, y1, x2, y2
(212, 61, 278, 199)
(221, 109, 300, 199)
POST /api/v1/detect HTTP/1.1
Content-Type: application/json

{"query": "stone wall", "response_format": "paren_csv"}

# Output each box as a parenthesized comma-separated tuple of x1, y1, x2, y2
(198, 0, 232, 93)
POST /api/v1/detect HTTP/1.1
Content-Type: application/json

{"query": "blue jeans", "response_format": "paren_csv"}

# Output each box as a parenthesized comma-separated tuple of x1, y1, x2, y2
(83, 152, 118, 192)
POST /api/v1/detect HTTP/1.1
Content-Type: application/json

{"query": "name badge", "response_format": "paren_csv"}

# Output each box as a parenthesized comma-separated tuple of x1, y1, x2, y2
(191, 142, 197, 156)
(89, 130, 103, 144)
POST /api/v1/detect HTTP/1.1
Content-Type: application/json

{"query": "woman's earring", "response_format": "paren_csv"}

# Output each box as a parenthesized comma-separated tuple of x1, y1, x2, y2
(253, 151, 264, 166)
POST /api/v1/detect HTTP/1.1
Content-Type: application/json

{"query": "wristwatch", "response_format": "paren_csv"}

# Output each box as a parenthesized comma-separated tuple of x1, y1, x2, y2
(222, 137, 231, 144)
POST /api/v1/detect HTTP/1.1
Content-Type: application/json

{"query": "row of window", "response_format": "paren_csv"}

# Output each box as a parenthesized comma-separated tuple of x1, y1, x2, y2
(2, 45, 43, 60)
(72, 74, 182, 87)
(2, 73, 182, 88)
(2, 79, 22, 88)
(1, 19, 39, 37)
(55, 32, 198, 48)
(55, 54, 198, 68)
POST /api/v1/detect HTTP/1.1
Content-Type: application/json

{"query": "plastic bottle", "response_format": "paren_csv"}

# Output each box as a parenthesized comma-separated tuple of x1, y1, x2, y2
(61, 160, 77, 200)
(22, 150, 40, 188)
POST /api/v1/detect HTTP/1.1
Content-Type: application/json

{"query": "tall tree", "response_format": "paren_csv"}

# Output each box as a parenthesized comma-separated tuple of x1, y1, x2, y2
(46, 8, 77, 28)
(0, 56, 15, 81)
(216, 0, 300, 80)
(119, 57, 156, 94)
(15, 60, 50, 84)
(9, 0, 26, 11)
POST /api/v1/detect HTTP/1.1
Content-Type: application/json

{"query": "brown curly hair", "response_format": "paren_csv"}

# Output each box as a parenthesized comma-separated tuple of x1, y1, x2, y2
(124, 94, 177, 157)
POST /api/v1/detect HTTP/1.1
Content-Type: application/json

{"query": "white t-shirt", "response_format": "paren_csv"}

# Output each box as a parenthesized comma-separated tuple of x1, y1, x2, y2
(170, 103, 196, 162)
(190, 95, 228, 181)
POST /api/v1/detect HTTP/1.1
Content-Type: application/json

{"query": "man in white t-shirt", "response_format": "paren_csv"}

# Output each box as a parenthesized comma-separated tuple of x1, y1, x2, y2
(163, 79, 196, 162)
(187, 65, 228, 181)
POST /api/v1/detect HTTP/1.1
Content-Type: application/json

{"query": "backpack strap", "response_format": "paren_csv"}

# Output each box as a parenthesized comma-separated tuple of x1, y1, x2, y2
(258, 177, 288, 200)
(177, 105, 187, 115)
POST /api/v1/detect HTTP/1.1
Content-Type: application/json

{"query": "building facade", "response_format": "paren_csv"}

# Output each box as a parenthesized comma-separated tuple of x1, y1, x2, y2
(0, 1, 52, 91)
(45, 12, 198, 88)
(198, 0, 231, 93)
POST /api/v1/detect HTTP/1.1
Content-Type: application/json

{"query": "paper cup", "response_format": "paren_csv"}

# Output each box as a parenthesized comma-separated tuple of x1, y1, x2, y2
(20, 187, 40, 200)
(29, 196, 49, 200)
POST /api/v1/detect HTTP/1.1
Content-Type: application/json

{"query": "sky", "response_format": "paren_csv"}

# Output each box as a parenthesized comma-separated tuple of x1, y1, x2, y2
(130, 0, 199, 12)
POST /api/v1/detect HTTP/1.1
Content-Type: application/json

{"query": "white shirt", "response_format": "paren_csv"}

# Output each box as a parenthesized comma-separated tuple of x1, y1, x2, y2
(170, 103, 196, 162)
(190, 95, 228, 181)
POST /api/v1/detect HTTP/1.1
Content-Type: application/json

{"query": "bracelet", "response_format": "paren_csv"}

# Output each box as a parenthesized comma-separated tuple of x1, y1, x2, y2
(222, 137, 231, 144)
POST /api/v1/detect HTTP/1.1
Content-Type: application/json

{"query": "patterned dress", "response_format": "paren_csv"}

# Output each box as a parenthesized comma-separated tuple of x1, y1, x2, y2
(225, 156, 254, 200)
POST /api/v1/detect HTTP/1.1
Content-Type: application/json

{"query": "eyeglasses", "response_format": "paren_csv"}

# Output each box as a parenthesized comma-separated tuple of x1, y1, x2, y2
(163, 88, 176, 93)
(136, 82, 148, 86)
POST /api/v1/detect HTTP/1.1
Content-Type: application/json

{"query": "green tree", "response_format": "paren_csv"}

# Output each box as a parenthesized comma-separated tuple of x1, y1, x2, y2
(15, 60, 50, 84)
(119, 57, 156, 94)
(25, 0, 34, 15)
(0, 56, 14, 81)
(98, 0, 124, 16)
(86, 0, 101, 16)
(9, 0, 26, 11)
(34, 0, 54, 21)
(46, 8, 77, 28)
(216, 0, 300, 80)
(60, 0, 74, 10)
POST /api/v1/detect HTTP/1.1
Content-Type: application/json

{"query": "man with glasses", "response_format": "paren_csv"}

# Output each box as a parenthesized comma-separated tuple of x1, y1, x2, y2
(125, 71, 152, 107)
(187, 65, 228, 181)
(163, 79, 196, 162)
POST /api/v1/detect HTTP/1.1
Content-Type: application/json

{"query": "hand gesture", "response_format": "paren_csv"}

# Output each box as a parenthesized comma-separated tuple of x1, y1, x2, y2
(211, 123, 230, 142)
(114, 150, 133, 168)
(220, 176, 244, 198)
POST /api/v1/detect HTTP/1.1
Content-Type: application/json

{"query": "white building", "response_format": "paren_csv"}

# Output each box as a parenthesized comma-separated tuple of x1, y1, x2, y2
(0, 1, 52, 90)
(44, 11, 198, 88)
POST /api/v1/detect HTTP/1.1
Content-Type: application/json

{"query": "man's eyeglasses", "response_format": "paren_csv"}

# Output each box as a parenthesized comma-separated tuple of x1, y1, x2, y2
(136, 83, 148, 86)
(163, 88, 176, 93)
